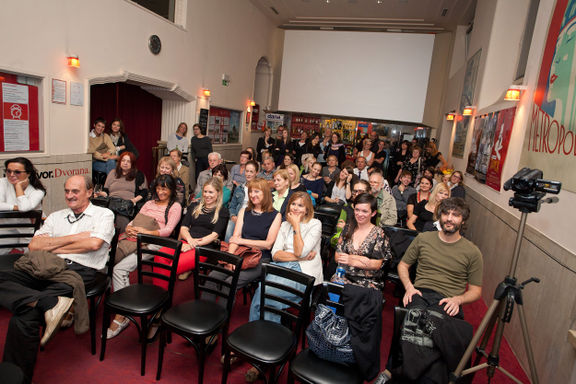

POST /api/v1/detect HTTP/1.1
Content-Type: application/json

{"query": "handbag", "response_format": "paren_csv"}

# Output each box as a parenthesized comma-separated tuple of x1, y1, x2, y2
(108, 197, 135, 218)
(114, 213, 159, 263)
(306, 303, 356, 364)
(220, 241, 262, 270)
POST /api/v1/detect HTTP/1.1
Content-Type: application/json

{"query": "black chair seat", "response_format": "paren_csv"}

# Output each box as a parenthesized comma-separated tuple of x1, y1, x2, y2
(162, 300, 227, 335)
(291, 349, 363, 384)
(85, 271, 108, 297)
(0, 362, 24, 384)
(0, 253, 22, 271)
(106, 284, 169, 314)
(227, 320, 295, 364)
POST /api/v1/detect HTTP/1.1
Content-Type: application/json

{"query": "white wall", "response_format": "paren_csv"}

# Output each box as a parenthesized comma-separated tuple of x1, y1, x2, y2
(0, 0, 277, 209)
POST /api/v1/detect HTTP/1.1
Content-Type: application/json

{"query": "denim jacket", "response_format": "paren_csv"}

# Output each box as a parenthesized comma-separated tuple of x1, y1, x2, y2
(229, 183, 246, 217)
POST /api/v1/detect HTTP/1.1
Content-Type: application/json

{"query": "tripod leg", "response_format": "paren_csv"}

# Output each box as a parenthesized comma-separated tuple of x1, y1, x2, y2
(517, 304, 539, 384)
(449, 299, 501, 384)
(473, 300, 502, 365)
(486, 308, 508, 381)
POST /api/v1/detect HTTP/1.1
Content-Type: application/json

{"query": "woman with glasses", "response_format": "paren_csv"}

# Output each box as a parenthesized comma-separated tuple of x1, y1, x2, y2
(0, 157, 46, 253)
(448, 170, 465, 199)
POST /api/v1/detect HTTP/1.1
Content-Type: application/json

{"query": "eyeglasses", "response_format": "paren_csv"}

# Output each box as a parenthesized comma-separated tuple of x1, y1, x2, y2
(6, 170, 26, 175)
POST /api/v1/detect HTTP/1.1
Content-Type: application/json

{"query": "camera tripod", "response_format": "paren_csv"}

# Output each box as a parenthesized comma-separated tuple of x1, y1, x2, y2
(449, 210, 543, 384)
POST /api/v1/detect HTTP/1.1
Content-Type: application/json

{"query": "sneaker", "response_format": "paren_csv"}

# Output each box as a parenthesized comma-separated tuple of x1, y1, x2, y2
(40, 296, 74, 347)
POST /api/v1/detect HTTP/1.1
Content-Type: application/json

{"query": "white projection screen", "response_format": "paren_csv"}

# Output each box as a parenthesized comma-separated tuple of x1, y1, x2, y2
(278, 30, 435, 123)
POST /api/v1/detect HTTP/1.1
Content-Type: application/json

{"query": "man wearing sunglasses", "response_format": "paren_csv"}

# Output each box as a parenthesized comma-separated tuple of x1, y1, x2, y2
(0, 175, 114, 383)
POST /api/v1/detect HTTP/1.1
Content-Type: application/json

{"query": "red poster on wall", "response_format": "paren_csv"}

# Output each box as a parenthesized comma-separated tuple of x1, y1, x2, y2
(0, 73, 40, 152)
(485, 107, 516, 191)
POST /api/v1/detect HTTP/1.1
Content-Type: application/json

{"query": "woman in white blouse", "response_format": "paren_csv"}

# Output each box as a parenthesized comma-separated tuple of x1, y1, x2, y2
(248, 191, 322, 323)
(0, 157, 46, 252)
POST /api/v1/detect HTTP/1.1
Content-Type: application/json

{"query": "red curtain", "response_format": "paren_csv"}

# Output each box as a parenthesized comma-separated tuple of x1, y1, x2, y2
(90, 83, 162, 182)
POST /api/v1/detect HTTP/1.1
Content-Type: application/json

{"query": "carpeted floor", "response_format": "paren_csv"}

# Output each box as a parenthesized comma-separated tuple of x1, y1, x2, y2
(0, 275, 529, 383)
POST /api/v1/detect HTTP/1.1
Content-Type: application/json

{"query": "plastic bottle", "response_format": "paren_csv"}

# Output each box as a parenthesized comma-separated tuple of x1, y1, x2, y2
(331, 264, 346, 284)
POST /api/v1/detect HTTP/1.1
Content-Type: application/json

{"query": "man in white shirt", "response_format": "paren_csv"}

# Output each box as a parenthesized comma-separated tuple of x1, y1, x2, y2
(0, 175, 114, 383)
(353, 156, 370, 181)
(193, 152, 224, 197)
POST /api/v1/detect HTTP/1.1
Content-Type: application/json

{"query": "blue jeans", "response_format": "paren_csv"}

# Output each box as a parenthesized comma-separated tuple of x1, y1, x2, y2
(93, 159, 116, 175)
(249, 261, 305, 323)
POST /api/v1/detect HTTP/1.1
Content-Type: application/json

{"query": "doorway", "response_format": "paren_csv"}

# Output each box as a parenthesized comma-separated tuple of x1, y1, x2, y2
(90, 83, 162, 181)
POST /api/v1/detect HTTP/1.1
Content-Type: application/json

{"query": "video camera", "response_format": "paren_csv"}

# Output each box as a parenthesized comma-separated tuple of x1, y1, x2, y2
(503, 167, 561, 213)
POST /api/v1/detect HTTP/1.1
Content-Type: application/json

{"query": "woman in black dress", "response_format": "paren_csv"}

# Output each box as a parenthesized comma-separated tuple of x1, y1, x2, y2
(407, 182, 450, 232)
(190, 123, 213, 181)
(324, 132, 347, 166)
(256, 128, 275, 163)
(107, 118, 139, 158)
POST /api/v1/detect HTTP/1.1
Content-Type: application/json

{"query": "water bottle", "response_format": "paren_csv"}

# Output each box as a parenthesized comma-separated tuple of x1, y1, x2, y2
(331, 263, 346, 284)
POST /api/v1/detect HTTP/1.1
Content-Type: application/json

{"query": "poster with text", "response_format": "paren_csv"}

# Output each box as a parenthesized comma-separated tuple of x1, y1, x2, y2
(474, 112, 499, 183)
(466, 116, 485, 174)
(486, 107, 517, 191)
(452, 49, 481, 158)
(523, 0, 576, 191)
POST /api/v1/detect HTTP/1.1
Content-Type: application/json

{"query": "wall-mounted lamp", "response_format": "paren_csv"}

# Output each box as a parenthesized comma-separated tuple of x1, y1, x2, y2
(202, 89, 211, 97)
(446, 111, 456, 121)
(250, 100, 256, 107)
(504, 85, 527, 101)
(67, 55, 80, 68)
(462, 106, 475, 116)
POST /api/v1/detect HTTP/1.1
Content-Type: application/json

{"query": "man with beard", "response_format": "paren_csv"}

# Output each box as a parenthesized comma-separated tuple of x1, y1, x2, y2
(398, 197, 483, 317)
(374, 197, 483, 384)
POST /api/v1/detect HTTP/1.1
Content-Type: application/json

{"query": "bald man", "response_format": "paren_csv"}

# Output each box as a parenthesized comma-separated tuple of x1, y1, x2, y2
(0, 175, 114, 383)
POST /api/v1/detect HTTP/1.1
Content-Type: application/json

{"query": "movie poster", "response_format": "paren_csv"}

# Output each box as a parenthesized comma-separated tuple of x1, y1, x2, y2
(522, 0, 576, 192)
(452, 49, 481, 158)
(474, 112, 499, 183)
(486, 107, 516, 191)
(466, 116, 485, 174)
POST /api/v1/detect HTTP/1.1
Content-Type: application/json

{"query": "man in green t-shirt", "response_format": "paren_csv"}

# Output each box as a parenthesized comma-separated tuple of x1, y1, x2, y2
(398, 197, 483, 317)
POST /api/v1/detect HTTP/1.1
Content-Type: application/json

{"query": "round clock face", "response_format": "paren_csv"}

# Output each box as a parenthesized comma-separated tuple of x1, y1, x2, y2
(149, 35, 161, 55)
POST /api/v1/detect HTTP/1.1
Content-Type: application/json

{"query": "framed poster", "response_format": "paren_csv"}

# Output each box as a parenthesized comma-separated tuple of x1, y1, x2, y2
(523, 0, 576, 191)
(0, 73, 40, 152)
(52, 79, 66, 104)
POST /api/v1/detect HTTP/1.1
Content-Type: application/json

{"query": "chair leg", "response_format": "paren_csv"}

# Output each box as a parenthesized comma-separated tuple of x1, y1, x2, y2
(99, 307, 110, 361)
(197, 342, 206, 384)
(221, 348, 231, 384)
(140, 315, 148, 376)
(89, 296, 97, 355)
(156, 327, 166, 380)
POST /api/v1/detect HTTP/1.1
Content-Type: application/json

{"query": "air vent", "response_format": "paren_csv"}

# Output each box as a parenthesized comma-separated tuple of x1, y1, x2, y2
(441, 8, 448, 17)
(270, 6, 279, 15)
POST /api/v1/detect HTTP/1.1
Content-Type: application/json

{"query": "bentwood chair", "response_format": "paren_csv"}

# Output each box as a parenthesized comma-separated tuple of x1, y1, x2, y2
(156, 247, 243, 384)
(288, 282, 364, 384)
(85, 228, 119, 355)
(221, 263, 315, 384)
(0, 210, 42, 271)
(99, 234, 182, 376)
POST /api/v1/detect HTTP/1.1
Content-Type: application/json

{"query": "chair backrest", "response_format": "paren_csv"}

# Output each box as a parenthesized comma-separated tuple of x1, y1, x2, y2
(317, 282, 345, 316)
(136, 234, 182, 301)
(104, 228, 120, 279)
(313, 211, 339, 237)
(0, 210, 42, 251)
(381, 225, 418, 263)
(259, 263, 315, 334)
(389, 307, 409, 369)
(194, 246, 243, 314)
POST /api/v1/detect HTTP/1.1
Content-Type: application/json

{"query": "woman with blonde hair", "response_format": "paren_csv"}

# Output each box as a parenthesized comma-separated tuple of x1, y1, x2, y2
(425, 141, 448, 170)
(154, 177, 230, 283)
(407, 182, 450, 232)
(287, 163, 307, 193)
(152, 156, 185, 205)
(272, 169, 292, 218)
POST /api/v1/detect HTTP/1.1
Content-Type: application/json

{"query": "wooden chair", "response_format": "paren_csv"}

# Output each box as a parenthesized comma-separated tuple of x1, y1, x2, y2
(0, 210, 42, 271)
(99, 234, 182, 375)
